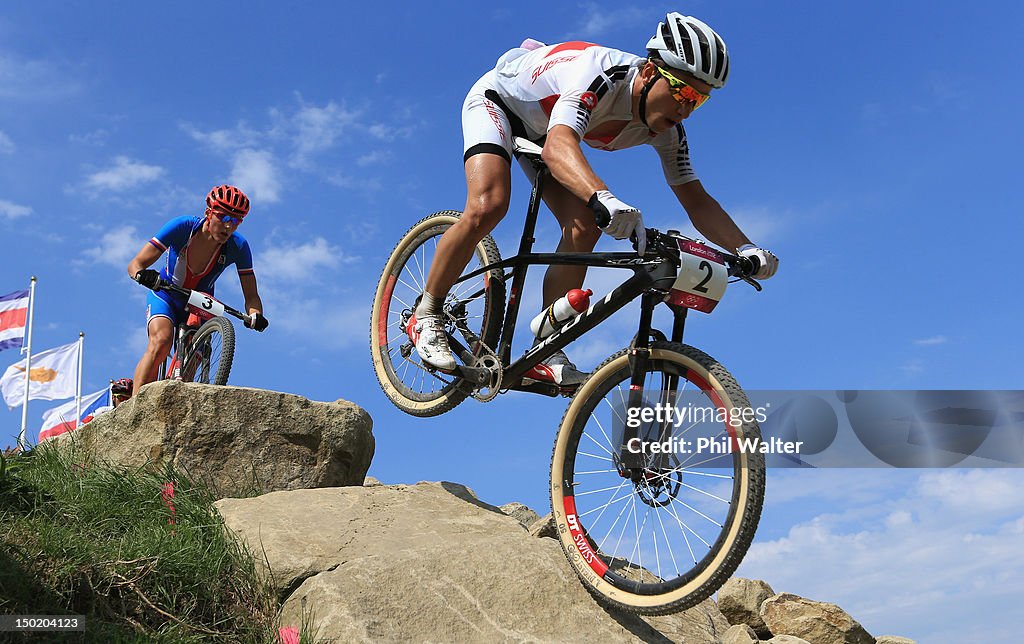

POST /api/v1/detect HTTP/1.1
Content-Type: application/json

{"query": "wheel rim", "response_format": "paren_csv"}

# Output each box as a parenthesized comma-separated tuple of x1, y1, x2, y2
(555, 353, 752, 597)
(376, 225, 496, 401)
(183, 332, 223, 384)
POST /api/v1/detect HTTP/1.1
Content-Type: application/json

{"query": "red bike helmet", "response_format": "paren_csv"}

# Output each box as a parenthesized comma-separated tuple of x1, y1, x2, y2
(206, 185, 250, 218)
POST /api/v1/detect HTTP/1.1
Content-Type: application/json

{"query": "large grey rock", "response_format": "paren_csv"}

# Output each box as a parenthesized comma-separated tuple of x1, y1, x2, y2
(217, 481, 731, 643)
(760, 593, 873, 644)
(876, 637, 917, 644)
(499, 501, 540, 528)
(722, 623, 760, 644)
(57, 380, 373, 497)
(719, 577, 775, 637)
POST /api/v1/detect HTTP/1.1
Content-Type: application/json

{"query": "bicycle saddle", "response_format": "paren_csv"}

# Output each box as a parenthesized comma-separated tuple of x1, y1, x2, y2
(512, 136, 544, 161)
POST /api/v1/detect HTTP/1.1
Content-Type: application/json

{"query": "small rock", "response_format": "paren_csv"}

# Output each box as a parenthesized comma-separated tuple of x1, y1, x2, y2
(499, 501, 540, 527)
(876, 637, 917, 644)
(719, 577, 775, 637)
(528, 513, 558, 539)
(767, 636, 812, 644)
(722, 623, 760, 644)
(760, 593, 873, 644)
(363, 476, 382, 487)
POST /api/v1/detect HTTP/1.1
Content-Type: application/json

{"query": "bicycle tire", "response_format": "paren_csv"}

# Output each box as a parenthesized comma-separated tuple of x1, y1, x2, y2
(550, 341, 765, 614)
(370, 211, 505, 417)
(180, 317, 235, 386)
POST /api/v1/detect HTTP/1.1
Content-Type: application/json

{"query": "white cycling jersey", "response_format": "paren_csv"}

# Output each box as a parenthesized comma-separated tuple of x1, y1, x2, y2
(462, 41, 697, 185)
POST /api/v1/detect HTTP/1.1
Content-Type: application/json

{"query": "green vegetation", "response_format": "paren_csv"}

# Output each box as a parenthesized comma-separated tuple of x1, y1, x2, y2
(0, 444, 293, 643)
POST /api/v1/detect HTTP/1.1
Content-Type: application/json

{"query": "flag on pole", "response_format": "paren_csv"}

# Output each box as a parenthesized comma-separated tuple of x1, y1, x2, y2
(1, 340, 79, 408)
(39, 387, 113, 442)
(0, 289, 29, 352)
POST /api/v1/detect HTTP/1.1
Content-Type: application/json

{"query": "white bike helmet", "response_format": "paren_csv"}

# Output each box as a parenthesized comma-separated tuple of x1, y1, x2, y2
(646, 12, 730, 88)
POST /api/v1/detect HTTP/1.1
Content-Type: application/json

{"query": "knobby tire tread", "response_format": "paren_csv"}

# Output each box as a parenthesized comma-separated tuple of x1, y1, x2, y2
(550, 341, 765, 615)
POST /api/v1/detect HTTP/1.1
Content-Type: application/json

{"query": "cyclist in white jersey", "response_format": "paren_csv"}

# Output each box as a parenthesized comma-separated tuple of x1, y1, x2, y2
(408, 13, 779, 385)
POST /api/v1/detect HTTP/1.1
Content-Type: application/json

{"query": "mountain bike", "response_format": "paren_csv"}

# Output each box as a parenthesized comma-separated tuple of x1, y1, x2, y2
(139, 278, 248, 386)
(370, 137, 767, 615)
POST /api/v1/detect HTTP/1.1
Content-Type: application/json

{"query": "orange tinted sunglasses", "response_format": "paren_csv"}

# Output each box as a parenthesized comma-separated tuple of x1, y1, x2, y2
(655, 66, 711, 110)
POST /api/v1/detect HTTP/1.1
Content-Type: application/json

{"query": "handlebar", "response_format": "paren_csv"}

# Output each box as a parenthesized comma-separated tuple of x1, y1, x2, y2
(637, 228, 763, 291)
(137, 276, 251, 323)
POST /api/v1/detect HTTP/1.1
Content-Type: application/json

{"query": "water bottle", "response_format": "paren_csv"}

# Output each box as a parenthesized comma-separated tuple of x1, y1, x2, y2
(530, 289, 593, 338)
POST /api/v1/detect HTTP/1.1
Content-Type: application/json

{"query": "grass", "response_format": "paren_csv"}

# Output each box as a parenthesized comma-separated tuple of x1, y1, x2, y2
(0, 444, 315, 643)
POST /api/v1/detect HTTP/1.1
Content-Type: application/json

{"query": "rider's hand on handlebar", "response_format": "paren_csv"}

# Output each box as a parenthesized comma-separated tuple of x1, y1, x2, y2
(135, 269, 161, 290)
(244, 312, 269, 332)
(737, 244, 779, 279)
(588, 190, 646, 256)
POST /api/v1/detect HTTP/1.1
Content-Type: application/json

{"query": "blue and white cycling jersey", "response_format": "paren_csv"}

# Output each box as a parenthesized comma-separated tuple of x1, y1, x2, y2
(145, 215, 255, 325)
(147, 215, 254, 295)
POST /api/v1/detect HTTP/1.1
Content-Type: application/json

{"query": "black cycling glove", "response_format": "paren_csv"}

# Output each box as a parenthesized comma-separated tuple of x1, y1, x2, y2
(245, 312, 269, 332)
(135, 269, 161, 290)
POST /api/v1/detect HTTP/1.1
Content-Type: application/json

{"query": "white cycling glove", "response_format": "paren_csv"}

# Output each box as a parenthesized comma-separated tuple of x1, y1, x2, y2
(737, 244, 779, 279)
(588, 190, 646, 255)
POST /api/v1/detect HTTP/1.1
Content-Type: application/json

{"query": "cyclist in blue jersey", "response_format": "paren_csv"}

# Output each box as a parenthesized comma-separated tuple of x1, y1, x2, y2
(127, 185, 268, 395)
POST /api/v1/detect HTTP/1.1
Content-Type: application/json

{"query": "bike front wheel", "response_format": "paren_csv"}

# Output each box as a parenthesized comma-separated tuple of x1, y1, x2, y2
(180, 317, 235, 386)
(370, 211, 505, 417)
(550, 341, 765, 615)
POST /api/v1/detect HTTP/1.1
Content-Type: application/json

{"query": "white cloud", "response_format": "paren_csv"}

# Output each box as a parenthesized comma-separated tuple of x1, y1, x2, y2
(915, 470, 1022, 516)
(900, 359, 924, 374)
(0, 54, 80, 100)
(0, 199, 31, 220)
(726, 205, 786, 247)
(367, 123, 414, 142)
(914, 335, 948, 346)
(78, 225, 143, 268)
(85, 156, 165, 192)
(257, 237, 356, 283)
(288, 101, 360, 166)
(230, 149, 281, 203)
(737, 469, 1024, 643)
(357, 150, 392, 167)
(327, 173, 382, 193)
(182, 121, 263, 151)
(0, 130, 13, 153)
(69, 129, 110, 146)
(576, 4, 649, 38)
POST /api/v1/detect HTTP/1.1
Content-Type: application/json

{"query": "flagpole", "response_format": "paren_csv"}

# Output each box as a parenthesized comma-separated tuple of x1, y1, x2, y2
(75, 333, 84, 429)
(16, 276, 37, 450)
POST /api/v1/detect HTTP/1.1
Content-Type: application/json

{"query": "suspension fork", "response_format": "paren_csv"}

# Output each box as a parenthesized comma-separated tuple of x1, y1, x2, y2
(619, 291, 658, 472)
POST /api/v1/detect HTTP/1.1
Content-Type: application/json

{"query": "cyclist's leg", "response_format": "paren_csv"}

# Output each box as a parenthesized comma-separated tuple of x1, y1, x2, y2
(421, 76, 513, 311)
(421, 153, 511, 306)
(538, 179, 602, 308)
(132, 291, 179, 395)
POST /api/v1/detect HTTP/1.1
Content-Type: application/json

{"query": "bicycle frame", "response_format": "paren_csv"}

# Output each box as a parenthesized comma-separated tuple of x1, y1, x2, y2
(451, 155, 691, 397)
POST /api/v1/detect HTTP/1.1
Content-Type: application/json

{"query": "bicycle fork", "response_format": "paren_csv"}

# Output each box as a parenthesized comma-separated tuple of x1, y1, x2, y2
(618, 294, 689, 475)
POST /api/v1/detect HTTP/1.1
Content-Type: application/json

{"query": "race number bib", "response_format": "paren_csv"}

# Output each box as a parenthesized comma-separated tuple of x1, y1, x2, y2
(666, 240, 728, 313)
(186, 290, 226, 318)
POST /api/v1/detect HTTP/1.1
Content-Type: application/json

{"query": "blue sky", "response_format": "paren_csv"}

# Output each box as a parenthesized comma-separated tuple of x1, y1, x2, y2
(1, 2, 1021, 640)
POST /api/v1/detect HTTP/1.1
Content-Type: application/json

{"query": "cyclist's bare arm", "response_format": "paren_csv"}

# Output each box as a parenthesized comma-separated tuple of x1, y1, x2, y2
(127, 243, 164, 280)
(671, 180, 751, 252)
(239, 273, 264, 317)
(541, 125, 608, 202)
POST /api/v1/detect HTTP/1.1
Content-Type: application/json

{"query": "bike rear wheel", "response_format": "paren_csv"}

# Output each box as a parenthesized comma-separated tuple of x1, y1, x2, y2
(550, 341, 765, 614)
(370, 211, 505, 417)
(180, 317, 235, 386)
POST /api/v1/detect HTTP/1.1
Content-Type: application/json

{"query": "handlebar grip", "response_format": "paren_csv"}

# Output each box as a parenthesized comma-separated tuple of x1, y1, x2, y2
(737, 255, 761, 277)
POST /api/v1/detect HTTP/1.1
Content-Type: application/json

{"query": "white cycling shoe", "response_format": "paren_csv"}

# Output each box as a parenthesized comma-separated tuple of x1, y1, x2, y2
(524, 350, 588, 387)
(406, 314, 457, 371)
